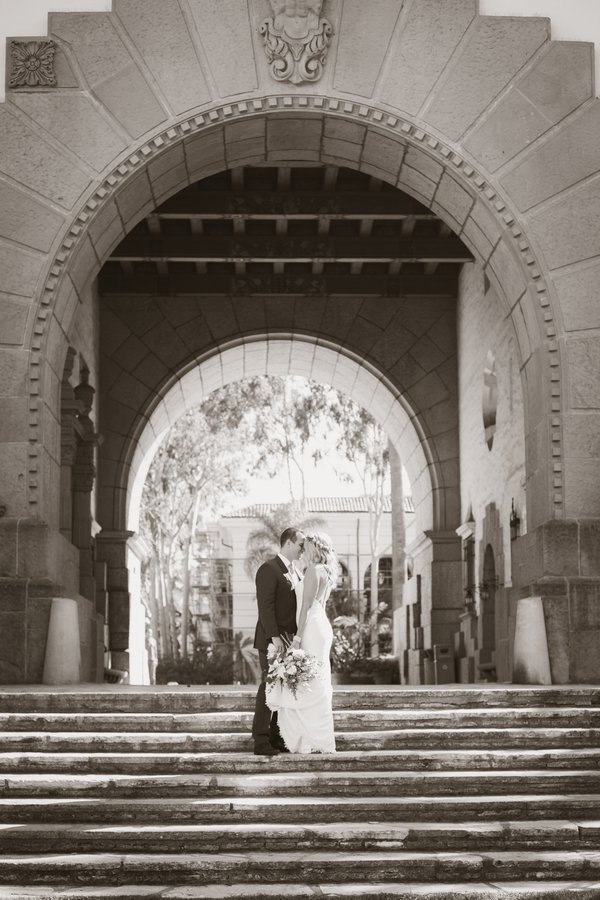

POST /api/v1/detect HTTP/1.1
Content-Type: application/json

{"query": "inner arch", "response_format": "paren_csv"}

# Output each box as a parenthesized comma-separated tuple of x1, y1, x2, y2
(126, 336, 433, 534)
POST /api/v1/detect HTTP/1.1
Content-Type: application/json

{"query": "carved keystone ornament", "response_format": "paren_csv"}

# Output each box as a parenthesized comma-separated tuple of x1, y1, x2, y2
(260, 0, 333, 85)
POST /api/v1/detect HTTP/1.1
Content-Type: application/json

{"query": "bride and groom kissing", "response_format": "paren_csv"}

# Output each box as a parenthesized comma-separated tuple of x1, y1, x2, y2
(251, 526, 337, 756)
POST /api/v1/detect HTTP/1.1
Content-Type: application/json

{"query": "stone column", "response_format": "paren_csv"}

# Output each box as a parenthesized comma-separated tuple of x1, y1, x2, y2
(95, 529, 133, 676)
(511, 519, 600, 683)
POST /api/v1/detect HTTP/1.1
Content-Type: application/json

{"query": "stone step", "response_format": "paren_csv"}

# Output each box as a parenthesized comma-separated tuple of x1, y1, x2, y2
(2, 770, 599, 799)
(1, 820, 598, 854)
(1, 686, 599, 713)
(1, 850, 600, 885)
(2, 727, 598, 752)
(3, 747, 599, 774)
(3, 708, 600, 732)
(2, 794, 599, 824)
(1, 883, 600, 900)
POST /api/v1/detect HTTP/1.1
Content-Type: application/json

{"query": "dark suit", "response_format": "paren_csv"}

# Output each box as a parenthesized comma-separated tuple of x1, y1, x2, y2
(252, 555, 297, 747)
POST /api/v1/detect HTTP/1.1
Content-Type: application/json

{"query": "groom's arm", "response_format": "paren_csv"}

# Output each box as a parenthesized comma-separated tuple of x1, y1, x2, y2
(255, 563, 281, 644)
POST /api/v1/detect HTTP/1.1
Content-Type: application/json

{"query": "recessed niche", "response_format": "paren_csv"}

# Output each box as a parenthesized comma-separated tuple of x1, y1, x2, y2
(482, 350, 498, 451)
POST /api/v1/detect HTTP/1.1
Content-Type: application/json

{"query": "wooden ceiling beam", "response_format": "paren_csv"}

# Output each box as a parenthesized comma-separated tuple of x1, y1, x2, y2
(99, 271, 458, 297)
(154, 191, 435, 220)
(110, 234, 472, 264)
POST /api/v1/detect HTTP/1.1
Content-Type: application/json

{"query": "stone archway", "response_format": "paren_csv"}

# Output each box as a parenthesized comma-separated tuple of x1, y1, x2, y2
(2, 0, 600, 683)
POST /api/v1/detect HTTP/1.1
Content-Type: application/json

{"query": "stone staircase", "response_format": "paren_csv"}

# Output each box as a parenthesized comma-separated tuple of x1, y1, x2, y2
(0, 685, 599, 899)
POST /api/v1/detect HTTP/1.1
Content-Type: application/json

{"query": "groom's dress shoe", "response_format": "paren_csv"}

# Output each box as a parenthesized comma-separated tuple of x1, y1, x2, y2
(254, 743, 280, 756)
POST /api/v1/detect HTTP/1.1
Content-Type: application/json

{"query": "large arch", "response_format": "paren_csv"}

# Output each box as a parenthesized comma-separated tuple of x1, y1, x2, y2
(1, 0, 599, 683)
(125, 337, 432, 533)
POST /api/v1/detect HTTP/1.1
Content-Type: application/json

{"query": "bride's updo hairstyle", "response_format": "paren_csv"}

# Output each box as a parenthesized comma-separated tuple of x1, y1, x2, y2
(303, 531, 339, 586)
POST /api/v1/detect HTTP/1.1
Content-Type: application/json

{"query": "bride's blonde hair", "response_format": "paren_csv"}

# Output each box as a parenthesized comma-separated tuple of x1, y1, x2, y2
(303, 531, 339, 585)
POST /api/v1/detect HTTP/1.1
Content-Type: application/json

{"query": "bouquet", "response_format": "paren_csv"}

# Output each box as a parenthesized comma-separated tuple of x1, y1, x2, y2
(266, 639, 321, 701)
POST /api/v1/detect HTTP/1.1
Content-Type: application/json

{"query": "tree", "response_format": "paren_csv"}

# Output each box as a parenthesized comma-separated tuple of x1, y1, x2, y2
(140, 393, 260, 660)
(244, 503, 325, 579)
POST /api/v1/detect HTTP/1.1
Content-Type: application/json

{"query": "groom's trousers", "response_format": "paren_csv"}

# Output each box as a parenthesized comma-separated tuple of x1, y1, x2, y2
(252, 650, 281, 747)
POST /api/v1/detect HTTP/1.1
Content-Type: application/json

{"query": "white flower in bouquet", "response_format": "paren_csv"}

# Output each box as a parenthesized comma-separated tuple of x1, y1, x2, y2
(266, 640, 321, 699)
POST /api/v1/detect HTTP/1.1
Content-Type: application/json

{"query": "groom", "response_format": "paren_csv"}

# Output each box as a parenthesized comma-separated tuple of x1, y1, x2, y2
(251, 526, 305, 756)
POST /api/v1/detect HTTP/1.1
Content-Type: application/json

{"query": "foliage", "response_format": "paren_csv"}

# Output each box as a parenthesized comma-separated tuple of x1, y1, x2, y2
(330, 614, 369, 673)
(233, 631, 261, 684)
(363, 655, 400, 683)
(156, 642, 234, 684)
(244, 502, 325, 579)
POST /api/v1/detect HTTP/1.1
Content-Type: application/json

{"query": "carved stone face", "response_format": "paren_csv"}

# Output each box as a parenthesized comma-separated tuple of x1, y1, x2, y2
(270, 0, 322, 41)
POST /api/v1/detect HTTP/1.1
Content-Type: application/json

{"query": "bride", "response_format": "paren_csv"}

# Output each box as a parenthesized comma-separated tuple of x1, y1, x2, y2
(266, 531, 337, 754)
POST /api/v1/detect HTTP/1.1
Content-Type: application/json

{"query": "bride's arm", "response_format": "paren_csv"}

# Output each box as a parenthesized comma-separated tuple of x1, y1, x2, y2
(294, 565, 320, 643)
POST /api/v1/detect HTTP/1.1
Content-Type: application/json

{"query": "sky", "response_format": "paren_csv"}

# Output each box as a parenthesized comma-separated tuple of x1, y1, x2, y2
(0, 0, 599, 101)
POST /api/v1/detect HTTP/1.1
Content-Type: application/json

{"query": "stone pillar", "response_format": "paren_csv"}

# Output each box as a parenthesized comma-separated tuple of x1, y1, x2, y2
(72, 372, 102, 603)
(401, 529, 463, 683)
(95, 529, 133, 676)
(511, 519, 600, 683)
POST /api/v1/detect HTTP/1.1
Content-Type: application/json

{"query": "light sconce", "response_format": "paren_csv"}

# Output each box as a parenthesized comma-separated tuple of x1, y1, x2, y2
(510, 499, 521, 541)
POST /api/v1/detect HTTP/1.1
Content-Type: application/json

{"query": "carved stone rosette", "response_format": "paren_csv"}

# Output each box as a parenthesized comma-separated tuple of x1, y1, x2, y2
(259, 1, 333, 85)
(9, 40, 57, 88)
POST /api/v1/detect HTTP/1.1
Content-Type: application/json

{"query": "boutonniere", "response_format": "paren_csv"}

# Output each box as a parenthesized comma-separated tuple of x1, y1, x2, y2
(284, 572, 294, 588)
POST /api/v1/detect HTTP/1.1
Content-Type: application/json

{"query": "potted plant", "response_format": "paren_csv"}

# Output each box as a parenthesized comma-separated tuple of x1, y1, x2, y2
(365, 655, 400, 684)
(331, 616, 373, 684)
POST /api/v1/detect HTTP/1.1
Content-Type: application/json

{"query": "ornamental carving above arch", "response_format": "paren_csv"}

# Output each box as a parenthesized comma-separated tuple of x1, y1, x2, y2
(259, 0, 333, 84)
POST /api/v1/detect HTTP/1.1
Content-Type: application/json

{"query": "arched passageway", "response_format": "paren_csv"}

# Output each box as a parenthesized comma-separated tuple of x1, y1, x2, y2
(1, 1, 599, 685)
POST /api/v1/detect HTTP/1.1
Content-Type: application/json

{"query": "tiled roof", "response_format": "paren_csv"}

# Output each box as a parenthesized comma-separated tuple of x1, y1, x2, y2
(225, 495, 415, 517)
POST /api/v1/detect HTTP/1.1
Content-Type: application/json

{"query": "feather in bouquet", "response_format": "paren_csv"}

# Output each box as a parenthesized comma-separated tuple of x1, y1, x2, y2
(266, 640, 321, 701)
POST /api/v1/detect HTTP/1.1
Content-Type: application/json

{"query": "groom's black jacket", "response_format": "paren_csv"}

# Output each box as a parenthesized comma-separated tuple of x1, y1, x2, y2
(253, 555, 297, 653)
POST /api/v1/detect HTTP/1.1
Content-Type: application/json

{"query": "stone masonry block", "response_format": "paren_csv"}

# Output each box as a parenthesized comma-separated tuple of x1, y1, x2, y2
(334, 0, 402, 98)
(0, 106, 89, 209)
(188, 0, 257, 97)
(563, 412, 600, 461)
(530, 177, 600, 269)
(380, 0, 476, 116)
(521, 41, 593, 123)
(198, 297, 238, 340)
(568, 337, 600, 409)
(184, 129, 226, 179)
(0, 399, 28, 443)
(110, 371, 153, 414)
(0, 610, 26, 682)
(398, 165, 436, 204)
(322, 138, 362, 164)
(344, 314, 384, 358)
(87, 199, 126, 264)
(361, 130, 404, 178)
(0, 295, 30, 346)
(50, 13, 167, 138)
(580, 521, 600, 578)
(115, 0, 212, 114)
(267, 118, 322, 152)
(0, 180, 65, 255)
(131, 352, 171, 391)
(11, 93, 126, 173)
(0, 242, 44, 299)
(139, 317, 190, 367)
(542, 521, 580, 578)
(68, 234, 99, 300)
(426, 17, 548, 141)
(408, 372, 450, 414)
(403, 146, 444, 184)
(486, 239, 526, 311)
(466, 42, 593, 174)
(431, 173, 474, 230)
(389, 353, 427, 392)
(324, 118, 366, 145)
(553, 260, 600, 332)
(114, 170, 155, 233)
(410, 334, 448, 374)
(570, 629, 600, 683)
(564, 459, 600, 519)
(0, 349, 28, 398)
(465, 89, 549, 174)
(501, 101, 600, 212)
(569, 581, 600, 629)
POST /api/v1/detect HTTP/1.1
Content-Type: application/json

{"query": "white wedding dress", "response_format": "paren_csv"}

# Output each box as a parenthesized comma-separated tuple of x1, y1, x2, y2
(266, 570, 336, 754)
